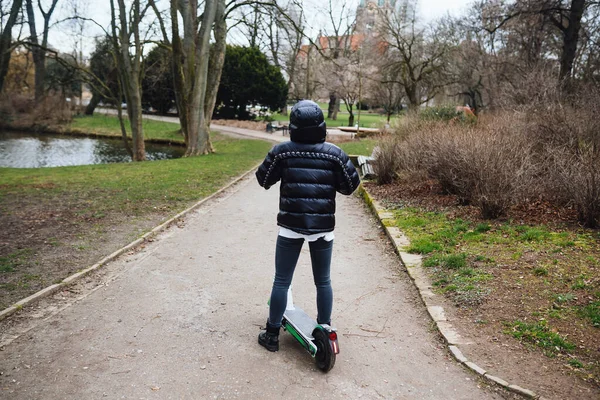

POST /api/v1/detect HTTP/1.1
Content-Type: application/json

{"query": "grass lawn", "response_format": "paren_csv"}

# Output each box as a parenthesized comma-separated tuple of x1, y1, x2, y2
(385, 205, 600, 382)
(0, 133, 272, 310)
(0, 137, 271, 215)
(73, 110, 390, 138)
(337, 139, 377, 156)
(272, 108, 396, 128)
(69, 114, 184, 142)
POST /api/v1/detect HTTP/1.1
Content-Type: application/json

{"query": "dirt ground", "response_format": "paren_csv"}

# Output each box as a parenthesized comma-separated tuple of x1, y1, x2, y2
(365, 179, 600, 399)
(0, 192, 171, 310)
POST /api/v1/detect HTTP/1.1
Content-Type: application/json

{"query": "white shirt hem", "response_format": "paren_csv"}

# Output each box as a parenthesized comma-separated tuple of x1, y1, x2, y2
(278, 227, 334, 242)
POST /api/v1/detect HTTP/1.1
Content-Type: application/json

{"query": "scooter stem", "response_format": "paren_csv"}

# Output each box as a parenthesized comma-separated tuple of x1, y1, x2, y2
(286, 287, 295, 310)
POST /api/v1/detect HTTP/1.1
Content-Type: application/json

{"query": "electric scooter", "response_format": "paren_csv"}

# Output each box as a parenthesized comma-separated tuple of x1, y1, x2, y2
(280, 287, 339, 372)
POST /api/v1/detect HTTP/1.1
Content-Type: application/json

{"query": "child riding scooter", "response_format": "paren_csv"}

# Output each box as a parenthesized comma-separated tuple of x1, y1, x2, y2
(255, 100, 360, 370)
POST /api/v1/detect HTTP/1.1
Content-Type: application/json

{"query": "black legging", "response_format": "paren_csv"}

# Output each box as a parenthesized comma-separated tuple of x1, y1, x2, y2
(267, 235, 334, 328)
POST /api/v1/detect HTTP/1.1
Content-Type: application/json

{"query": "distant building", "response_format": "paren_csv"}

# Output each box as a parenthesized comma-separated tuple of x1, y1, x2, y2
(355, 0, 397, 35)
(293, 0, 395, 102)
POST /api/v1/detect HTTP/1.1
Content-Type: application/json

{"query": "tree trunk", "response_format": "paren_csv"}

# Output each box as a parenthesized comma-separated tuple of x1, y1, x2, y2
(186, 0, 217, 156)
(25, 0, 44, 101)
(170, 1, 187, 142)
(116, 104, 133, 157)
(110, 0, 145, 161)
(282, 70, 291, 116)
(84, 93, 102, 115)
(333, 97, 340, 120)
(25, 0, 59, 103)
(348, 104, 354, 127)
(406, 84, 419, 112)
(0, 0, 22, 93)
(32, 49, 45, 101)
(327, 92, 337, 119)
(171, 0, 218, 157)
(201, 0, 227, 153)
(559, 0, 585, 85)
(305, 45, 312, 99)
(281, 64, 293, 116)
(126, 80, 145, 160)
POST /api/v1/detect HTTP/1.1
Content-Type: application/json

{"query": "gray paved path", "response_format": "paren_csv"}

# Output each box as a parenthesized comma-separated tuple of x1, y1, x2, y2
(96, 108, 353, 143)
(0, 176, 505, 399)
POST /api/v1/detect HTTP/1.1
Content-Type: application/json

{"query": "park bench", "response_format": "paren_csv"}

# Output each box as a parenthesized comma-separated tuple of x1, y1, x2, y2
(266, 121, 289, 135)
(337, 126, 380, 138)
(357, 155, 376, 180)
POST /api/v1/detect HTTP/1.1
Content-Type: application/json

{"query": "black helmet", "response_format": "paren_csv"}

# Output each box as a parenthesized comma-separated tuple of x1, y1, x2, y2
(289, 100, 327, 143)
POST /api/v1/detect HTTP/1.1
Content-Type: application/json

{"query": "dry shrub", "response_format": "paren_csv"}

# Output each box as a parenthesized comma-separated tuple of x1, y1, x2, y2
(496, 67, 560, 109)
(9, 93, 35, 114)
(31, 95, 72, 124)
(528, 89, 600, 227)
(425, 118, 533, 218)
(372, 135, 402, 184)
(458, 121, 535, 219)
(496, 66, 600, 227)
(1, 94, 72, 124)
(374, 79, 600, 226)
(327, 135, 358, 145)
(0, 95, 15, 125)
(548, 145, 600, 228)
(379, 116, 536, 219)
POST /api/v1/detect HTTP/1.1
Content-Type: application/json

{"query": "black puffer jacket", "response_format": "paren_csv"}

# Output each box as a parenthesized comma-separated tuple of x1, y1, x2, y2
(256, 140, 360, 234)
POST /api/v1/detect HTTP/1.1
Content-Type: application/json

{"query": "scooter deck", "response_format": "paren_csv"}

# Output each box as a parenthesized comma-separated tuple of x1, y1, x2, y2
(283, 306, 318, 339)
(282, 306, 320, 356)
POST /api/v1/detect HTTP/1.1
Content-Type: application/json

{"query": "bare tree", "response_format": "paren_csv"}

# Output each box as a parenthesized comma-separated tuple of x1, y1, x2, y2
(109, 0, 146, 161)
(149, 0, 228, 156)
(293, 42, 321, 100)
(25, 0, 59, 102)
(379, 4, 450, 111)
(263, 1, 305, 115)
(324, 50, 361, 127)
(577, 4, 600, 86)
(0, 0, 24, 93)
(440, 15, 489, 113)
(63, 0, 88, 106)
(204, 0, 227, 132)
(478, 0, 598, 88)
(322, 0, 355, 120)
(240, 3, 263, 48)
(372, 67, 405, 122)
(175, 0, 222, 155)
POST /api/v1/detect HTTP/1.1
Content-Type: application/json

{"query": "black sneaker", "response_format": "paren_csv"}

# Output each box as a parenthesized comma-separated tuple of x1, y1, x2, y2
(258, 325, 279, 352)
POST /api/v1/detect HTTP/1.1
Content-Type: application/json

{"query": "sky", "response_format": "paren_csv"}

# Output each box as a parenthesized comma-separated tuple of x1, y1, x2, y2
(418, 0, 468, 20)
(40, 0, 472, 57)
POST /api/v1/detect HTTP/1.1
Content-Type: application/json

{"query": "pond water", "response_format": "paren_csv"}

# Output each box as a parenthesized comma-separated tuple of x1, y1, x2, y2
(0, 131, 185, 168)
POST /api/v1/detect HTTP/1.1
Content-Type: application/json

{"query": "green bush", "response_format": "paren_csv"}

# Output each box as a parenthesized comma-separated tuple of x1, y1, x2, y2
(419, 105, 476, 124)
(419, 106, 462, 122)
